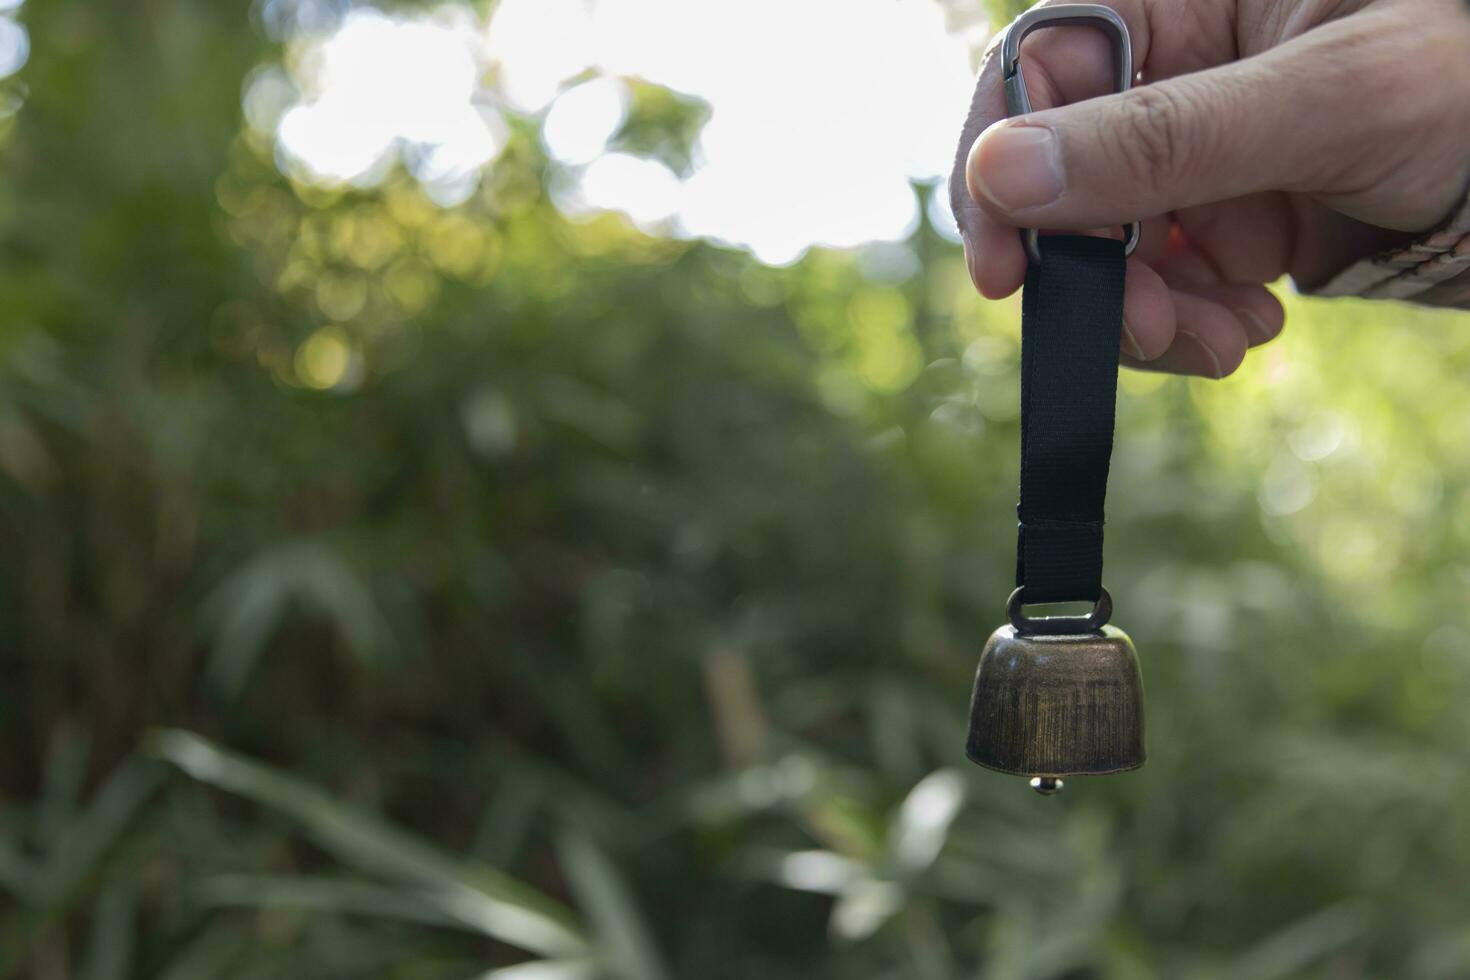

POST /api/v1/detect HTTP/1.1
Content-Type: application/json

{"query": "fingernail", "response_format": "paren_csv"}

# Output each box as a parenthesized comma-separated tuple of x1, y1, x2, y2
(961, 234, 982, 292)
(1121, 319, 1147, 360)
(1237, 309, 1279, 346)
(1177, 329, 1223, 379)
(972, 124, 1064, 212)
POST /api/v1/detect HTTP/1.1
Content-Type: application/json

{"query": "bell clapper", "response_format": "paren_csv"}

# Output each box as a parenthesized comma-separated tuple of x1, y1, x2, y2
(1030, 777, 1063, 796)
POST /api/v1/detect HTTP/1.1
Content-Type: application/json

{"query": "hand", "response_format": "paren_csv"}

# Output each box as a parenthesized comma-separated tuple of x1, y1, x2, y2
(950, 0, 1470, 377)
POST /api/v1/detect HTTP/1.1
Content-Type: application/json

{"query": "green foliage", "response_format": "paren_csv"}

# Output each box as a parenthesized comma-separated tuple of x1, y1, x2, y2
(3, 2, 1470, 979)
(609, 81, 711, 178)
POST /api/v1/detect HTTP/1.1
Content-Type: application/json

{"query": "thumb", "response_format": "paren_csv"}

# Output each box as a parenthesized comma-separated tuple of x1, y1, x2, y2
(965, 36, 1364, 229)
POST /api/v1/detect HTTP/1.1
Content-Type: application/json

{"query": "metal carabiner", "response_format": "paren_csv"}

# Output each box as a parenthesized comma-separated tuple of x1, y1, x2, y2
(1000, 4, 1141, 265)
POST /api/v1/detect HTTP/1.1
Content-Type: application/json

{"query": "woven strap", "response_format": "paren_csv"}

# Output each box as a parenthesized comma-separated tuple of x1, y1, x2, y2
(1015, 235, 1126, 605)
(1312, 191, 1470, 306)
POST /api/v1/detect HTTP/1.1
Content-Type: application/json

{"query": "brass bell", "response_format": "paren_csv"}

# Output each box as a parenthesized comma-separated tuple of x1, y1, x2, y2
(966, 588, 1146, 794)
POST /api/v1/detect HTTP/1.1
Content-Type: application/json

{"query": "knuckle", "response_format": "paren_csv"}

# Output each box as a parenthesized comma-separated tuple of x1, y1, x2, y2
(1112, 85, 1200, 182)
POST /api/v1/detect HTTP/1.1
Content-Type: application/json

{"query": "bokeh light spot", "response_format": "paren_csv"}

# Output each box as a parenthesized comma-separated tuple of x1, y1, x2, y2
(385, 257, 440, 315)
(274, 7, 504, 198)
(295, 326, 354, 389)
(315, 272, 367, 322)
(577, 153, 681, 229)
(543, 77, 629, 166)
(0, 16, 28, 80)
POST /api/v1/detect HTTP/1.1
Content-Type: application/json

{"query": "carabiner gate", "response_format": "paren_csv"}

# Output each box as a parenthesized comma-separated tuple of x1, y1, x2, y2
(999, 4, 1141, 264)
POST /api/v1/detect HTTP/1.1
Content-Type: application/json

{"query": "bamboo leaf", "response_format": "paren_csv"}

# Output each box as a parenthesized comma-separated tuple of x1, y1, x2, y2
(555, 828, 668, 980)
(1220, 902, 1366, 980)
(201, 542, 396, 697)
(152, 729, 587, 959)
(35, 758, 165, 910)
(476, 961, 598, 980)
(197, 874, 485, 931)
(886, 769, 966, 878)
(37, 725, 89, 850)
(151, 929, 249, 980)
(78, 876, 135, 980)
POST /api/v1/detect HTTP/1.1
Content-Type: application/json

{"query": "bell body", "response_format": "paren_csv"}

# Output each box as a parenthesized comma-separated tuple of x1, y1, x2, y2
(966, 625, 1146, 778)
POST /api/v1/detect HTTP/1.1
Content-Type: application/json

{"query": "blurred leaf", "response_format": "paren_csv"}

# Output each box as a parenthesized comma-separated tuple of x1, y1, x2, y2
(1220, 902, 1366, 980)
(554, 828, 668, 980)
(151, 929, 251, 980)
(34, 758, 165, 910)
(78, 877, 135, 980)
(152, 729, 587, 959)
(802, 795, 887, 863)
(472, 768, 542, 868)
(886, 769, 965, 878)
(197, 874, 495, 931)
(36, 724, 89, 849)
(830, 879, 904, 942)
(476, 961, 598, 980)
(746, 848, 865, 897)
(201, 542, 397, 697)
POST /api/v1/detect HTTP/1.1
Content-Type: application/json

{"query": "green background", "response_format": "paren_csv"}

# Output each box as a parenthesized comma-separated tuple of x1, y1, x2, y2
(2, 2, 1469, 978)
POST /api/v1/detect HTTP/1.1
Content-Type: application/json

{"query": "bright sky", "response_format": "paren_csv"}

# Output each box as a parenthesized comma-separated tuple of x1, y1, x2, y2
(0, 1, 27, 81)
(266, 0, 983, 265)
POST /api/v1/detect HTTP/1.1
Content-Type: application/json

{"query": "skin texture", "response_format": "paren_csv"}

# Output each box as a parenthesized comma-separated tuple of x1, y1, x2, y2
(951, 0, 1470, 377)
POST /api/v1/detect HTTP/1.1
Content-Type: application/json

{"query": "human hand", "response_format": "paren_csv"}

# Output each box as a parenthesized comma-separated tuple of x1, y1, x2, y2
(950, 0, 1470, 377)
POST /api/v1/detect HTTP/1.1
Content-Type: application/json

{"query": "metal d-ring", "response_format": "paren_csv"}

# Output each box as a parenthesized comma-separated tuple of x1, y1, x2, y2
(1007, 585, 1112, 635)
(1023, 222, 1139, 266)
(1000, 4, 1142, 265)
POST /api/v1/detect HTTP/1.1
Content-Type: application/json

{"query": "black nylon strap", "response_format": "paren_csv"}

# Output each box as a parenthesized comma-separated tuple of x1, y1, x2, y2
(1016, 235, 1127, 604)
